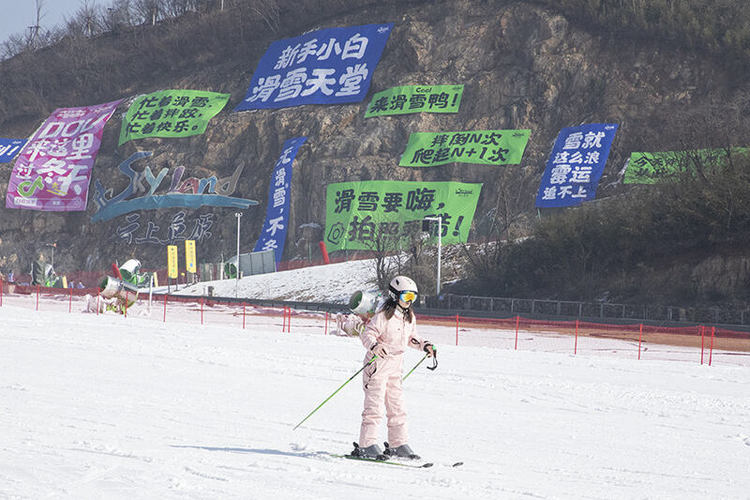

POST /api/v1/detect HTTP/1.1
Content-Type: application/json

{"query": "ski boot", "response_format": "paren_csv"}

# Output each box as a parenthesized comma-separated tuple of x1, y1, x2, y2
(383, 441, 420, 460)
(350, 442, 386, 460)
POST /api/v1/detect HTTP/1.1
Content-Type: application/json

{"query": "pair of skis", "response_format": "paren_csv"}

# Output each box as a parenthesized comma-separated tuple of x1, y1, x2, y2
(337, 454, 463, 469)
(334, 444, 463, 469)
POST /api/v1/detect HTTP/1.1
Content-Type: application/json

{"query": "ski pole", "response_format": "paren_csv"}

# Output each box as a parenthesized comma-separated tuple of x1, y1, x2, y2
(402, 347, 438, 382)
(402, 353, 428, 381)
(293, 356, 377, 430)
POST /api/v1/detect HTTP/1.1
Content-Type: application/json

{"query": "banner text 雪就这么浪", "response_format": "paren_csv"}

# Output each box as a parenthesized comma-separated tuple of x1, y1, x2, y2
(535, 123, 618, 208)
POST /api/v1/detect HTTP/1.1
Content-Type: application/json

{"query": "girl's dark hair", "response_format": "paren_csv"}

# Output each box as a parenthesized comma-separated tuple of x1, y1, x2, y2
(382, 297, 413, 322)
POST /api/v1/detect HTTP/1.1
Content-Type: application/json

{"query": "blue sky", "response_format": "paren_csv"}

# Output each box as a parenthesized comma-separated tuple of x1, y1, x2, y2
(0, 0, 105, 45)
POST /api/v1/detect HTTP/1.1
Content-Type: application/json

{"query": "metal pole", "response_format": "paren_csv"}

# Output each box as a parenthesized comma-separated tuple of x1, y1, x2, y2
(424, 216, 443, 297)
(235, 212, 242, 298)
(437, 216, 442, 296)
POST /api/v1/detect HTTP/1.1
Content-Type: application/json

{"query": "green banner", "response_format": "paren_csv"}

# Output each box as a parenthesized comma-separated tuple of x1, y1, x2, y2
(364, 84, 464, 117)
(625, 148, 749, 184)
(119, 89, 230, 145)
(325, 180, 482, 252)
(399, 129, 530, 167)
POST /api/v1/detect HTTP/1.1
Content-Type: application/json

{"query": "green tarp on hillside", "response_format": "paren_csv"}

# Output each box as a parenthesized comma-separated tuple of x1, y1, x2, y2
(625, 148, 749, 184)
(119, 89, 230, 145)
(325, 180, 482, 252)
(399, 129, 530, 167)
(364, 85, 464, 117)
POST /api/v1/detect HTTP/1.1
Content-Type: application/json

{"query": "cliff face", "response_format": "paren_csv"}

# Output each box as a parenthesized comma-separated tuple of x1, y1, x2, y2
(0, 0, 743, 289)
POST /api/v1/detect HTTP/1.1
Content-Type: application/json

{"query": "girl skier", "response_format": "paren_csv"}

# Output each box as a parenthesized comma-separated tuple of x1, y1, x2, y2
(351, 275, 435, 460)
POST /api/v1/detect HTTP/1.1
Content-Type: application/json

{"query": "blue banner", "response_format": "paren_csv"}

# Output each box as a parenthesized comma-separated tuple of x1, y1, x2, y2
(234, 23, 393, 111)
(254, 137, 307, 262)
(0, 139, 26, 163)
(535, 123, 618, 208)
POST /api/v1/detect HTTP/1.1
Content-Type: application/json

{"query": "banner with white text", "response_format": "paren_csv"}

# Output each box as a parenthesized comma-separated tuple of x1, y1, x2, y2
(0, 138, 26, 163)
(535, 123, 618, 208)
(234, 23, 393, 110)
(5, 100, 122, 212)
(253, 137, 307, 263)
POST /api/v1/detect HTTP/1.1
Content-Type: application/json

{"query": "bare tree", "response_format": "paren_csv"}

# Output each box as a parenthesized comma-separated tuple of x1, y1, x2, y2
(65, 1, 103, 38)
(28, 0, 46, 49)
(461, 164, 535, 281)
(101, 0, 135, 32)
(360, 222, 437, 295)
(163, 0, 197, 16)
(133, 0, 163, 25)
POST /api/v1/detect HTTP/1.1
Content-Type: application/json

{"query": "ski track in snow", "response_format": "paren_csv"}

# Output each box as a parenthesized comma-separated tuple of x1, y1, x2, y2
(2, 264, 750, 498)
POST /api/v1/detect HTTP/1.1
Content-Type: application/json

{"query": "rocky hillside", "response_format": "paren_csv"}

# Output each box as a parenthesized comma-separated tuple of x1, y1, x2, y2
(0, 0, 747, 298)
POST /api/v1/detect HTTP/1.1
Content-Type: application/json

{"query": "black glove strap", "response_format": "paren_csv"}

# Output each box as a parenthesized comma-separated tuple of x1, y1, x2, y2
(426, 344, 438, 371)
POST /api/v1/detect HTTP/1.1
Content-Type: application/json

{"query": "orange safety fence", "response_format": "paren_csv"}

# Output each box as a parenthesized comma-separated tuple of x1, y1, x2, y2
(2, 280, 749, 367)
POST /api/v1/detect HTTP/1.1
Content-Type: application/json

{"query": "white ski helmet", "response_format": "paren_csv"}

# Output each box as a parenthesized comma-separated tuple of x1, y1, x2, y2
(388, 275, 418, 301)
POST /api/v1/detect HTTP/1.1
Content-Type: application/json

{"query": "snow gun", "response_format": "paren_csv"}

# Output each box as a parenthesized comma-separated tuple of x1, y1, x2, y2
(119, 259, 153, 288)
(99, 276, 139, 307)
(348, 290, 381, 315)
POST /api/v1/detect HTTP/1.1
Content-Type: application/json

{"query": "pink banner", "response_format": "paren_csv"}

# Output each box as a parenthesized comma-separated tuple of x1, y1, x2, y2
(5, 99, 122, 212)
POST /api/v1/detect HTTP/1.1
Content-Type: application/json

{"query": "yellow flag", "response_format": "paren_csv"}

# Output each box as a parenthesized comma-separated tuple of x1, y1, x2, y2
(167, 245, 178, 279)
(185, 240, 197, 274)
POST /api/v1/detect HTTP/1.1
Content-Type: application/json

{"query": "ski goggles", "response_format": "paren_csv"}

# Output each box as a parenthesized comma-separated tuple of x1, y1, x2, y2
(399, 290, 418, 303)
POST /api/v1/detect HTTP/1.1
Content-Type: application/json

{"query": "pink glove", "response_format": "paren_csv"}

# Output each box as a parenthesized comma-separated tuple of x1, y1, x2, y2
(371, 343, 388, 358)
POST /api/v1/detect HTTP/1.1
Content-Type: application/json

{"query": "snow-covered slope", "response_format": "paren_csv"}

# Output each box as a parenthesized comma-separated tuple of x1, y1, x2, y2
(2, 294, 749, 499)
(166, 258, 381, 303)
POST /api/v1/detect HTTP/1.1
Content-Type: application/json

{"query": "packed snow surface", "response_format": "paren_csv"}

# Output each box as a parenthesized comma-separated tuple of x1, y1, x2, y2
(165, 257, 384, 303)
(2, 262, 750, 498)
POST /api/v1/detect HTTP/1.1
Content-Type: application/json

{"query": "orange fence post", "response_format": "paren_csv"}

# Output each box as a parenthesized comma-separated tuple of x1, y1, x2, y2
(282, 306, 287, 333)
(319, 241, 330, 264)
(700, 325, 705, 365)
(638, 324, 643, 360)
(708, 326, 715, 366)
(287, 306, 292, 333)
(514, 315, 520, 350)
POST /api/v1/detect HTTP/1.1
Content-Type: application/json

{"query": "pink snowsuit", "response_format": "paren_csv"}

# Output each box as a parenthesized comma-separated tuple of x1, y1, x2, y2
(358, 306, 430, 448)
